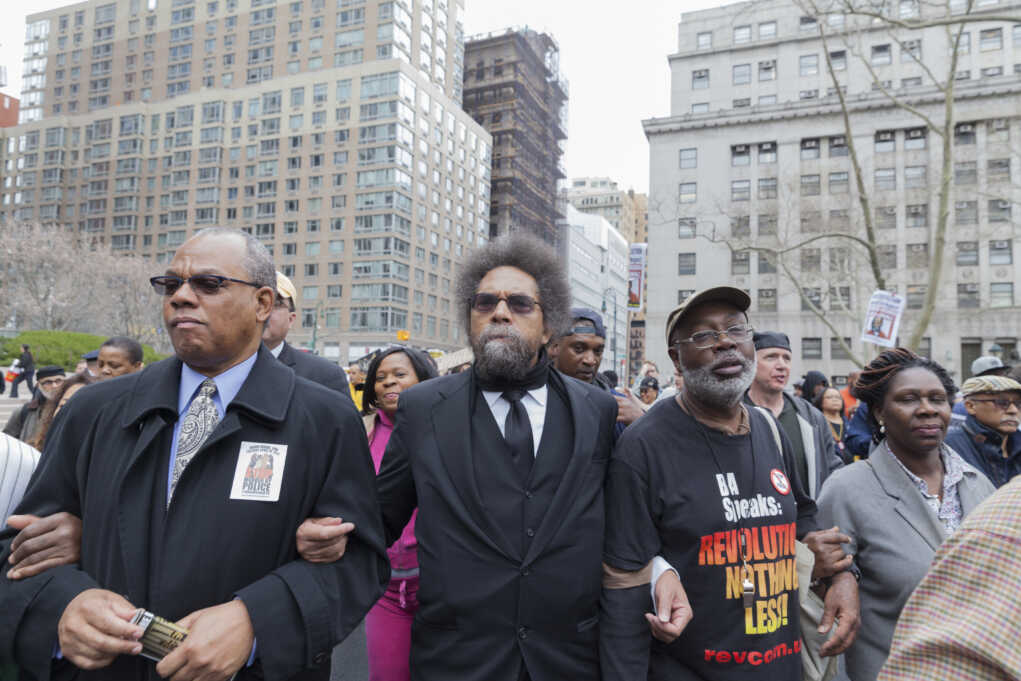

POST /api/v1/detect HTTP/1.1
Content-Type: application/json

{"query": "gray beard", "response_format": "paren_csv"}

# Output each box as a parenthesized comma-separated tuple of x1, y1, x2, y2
(682, 350, 757, 409)
(471, 325, 539, 383)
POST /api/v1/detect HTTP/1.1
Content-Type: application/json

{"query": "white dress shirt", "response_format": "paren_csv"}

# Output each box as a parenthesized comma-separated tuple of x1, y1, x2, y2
(481, 386, 547, 457)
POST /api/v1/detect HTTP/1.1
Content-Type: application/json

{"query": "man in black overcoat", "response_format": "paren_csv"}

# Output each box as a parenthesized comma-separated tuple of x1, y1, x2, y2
(0, 228, 388, 681)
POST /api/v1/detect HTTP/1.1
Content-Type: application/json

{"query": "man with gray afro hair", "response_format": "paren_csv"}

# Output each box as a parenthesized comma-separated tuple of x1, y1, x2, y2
(375, 231, 640, 681)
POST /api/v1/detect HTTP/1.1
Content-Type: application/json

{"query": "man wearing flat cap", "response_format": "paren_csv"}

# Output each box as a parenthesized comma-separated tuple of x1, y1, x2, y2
(600, 287, 859, 681)
(550, 307, 645, 431)
(945, 375, 1021, 488)
(3, 366, 65, 444)
(264, 270, 351, 397)
(745, 331, 845, 495)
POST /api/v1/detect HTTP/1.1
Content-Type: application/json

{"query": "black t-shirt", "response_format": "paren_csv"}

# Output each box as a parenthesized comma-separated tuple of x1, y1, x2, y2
(604, 397, 819, 681)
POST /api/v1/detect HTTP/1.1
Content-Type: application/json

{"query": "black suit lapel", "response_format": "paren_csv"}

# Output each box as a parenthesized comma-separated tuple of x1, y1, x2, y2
(523, 374, 598, 566)
(432, 375, 517, 561)
(276, 342, 297, 367)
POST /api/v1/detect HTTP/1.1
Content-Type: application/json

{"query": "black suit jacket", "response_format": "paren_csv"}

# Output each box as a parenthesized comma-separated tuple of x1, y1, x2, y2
(275, 342, 350, 397)
(0, 347, 389, 681)
(376, 370, 618, 681)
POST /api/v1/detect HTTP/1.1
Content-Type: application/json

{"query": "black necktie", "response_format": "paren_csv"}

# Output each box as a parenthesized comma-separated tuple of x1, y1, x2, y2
(502, 389, 535, 482)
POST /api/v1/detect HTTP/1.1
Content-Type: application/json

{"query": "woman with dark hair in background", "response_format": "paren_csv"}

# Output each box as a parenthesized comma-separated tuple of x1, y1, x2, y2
(817, 348, 994, 681)
(360, 346, 437, 681)
(815, 386, 851, 463)
(29, 372, 96, 451)
(97, 336, 144, 379)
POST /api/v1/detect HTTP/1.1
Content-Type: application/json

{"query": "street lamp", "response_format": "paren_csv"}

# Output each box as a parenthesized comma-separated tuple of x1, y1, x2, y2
(601, 287, 618, 376)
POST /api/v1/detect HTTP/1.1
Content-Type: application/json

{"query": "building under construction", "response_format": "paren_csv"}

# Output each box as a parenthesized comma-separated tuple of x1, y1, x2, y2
(463, 28, 568, 245)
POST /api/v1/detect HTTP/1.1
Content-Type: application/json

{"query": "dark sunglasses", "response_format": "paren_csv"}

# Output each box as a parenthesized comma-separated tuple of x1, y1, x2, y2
(150, 274, 261, 296)
(469, 293, 541, 314)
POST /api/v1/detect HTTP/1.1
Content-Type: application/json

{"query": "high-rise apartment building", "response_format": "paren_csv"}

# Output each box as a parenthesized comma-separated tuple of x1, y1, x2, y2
(645, 0, 1021, 382)
(1, 0, 491, 359)
(463, 28, 567, 245)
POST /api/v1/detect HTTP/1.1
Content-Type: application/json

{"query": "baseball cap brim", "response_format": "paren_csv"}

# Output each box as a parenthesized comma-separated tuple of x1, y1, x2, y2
(665, 286, 751, 346)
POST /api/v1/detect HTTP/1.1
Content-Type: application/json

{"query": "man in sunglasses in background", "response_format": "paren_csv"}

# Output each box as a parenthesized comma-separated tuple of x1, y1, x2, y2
(944, 375, 1021, 488)
(373, 233, 683, 681)
(0, 227, 389, 681)
(600, 287, 860, 681)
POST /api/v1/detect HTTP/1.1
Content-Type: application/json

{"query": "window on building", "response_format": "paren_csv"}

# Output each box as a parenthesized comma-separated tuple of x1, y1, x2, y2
(691, 102, 709, 113)
(875, 168, 896, 190)
(876, 206, 897, 229)
(678, 252, 697, 275)
(801, 248, 821, 272)
(758, 252, 777, 273)
(678, 218, 696, 238)
(989, 200, 1012, 223)
(679, 182, 697, 203)
(679, 147, 697, 168)
(758, 214, 777, 236)
(954, 122, 976, 145)
(799, 54, 819, 76)
(907, 243, 929, 268)
(957, 283, 980, 308)
(828, 135, 847, 157)
(801, 174, 821, 196)
(732, 180, 751, 201)
(906, 204, 928, 228)
(732, 250, 750, 274)
(878, 245, 898, 270)
(759, 21, 776, 39)
(904, 165, 927, 188)
(875, 130, 895, 153)
(955, 161, 977, 184)
(801, 138, 820, 160)
(758, 288, 777, 311)
(980, 28, 1003, 50)
(696, 31, 712, 50)
(955, 201, 978, 224)
(732, 215, 751, 237)
(990, 240, 1013, 264)
(692, 69, 709, 89)
(758, 177, 778, 199)
(988, 158, 1011, 182)
(829, 50, 846, 70)
(901, 38, 922, 62)
(829, 171, 849, 194)
(731, 144, 750, 165)
(831, 337, 852, 358)
(803, 338, 823, 360)
(907, 285, 927, 309)
(956, 241, 978, 266)
(758, 59, 776, 81)
(799, 16, 818, 32)
(733, 63, 751, 85)
(871, 44, 892, 65)
(757, 142, 776, 164)
(990, 282, 1014, 308)
(733, 25, 751, 43)
(904, 127, 926, 150)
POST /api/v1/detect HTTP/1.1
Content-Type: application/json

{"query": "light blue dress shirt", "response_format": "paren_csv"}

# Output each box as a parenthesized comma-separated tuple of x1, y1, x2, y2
(167, 352, 258, 501)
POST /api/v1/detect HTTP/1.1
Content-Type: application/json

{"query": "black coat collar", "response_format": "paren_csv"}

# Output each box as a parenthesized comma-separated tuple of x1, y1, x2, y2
(275, 341, 297, 367)
(120, 345, 295, 428)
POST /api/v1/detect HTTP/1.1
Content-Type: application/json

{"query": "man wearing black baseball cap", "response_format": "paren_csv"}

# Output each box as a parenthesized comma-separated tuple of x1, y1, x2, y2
(550, 307, 645, 429)
(601, 287, 859, 681)
(745, 331, 845, 495)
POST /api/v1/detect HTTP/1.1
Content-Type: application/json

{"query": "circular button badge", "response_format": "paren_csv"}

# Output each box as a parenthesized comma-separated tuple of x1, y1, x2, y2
(770, 468, 791, 495)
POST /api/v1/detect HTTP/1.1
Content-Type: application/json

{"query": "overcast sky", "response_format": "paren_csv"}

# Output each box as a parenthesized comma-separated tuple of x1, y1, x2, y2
(1, 0, 727, 193)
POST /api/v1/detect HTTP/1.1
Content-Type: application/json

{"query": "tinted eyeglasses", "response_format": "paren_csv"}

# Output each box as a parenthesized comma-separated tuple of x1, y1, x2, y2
(675, 323, 755, 350)
(969, 397, 1021, 410)
(469, 293, 541, 315)
(150, 274, 261, 296)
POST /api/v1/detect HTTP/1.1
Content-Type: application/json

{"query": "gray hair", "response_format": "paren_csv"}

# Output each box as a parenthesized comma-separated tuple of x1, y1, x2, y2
(191, 227, 275, 290)
(455, 233, 571, 337)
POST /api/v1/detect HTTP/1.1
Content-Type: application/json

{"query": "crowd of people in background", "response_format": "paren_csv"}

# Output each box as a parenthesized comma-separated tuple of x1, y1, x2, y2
(0, 226, 1019, 681)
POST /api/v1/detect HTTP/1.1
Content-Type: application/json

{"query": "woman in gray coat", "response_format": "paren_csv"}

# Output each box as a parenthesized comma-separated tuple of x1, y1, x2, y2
(817, 349, 994, 681)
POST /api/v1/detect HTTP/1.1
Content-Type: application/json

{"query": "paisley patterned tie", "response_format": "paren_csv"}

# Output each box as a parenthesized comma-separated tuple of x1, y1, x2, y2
(168, 378, 220, 507)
